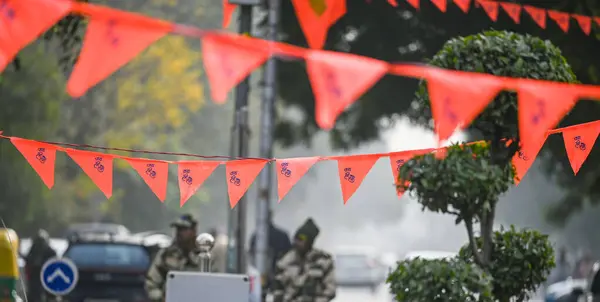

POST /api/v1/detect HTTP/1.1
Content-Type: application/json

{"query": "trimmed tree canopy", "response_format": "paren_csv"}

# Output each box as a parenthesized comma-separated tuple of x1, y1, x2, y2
(458, 226, 555, 302)
(386, 257, 494, 302)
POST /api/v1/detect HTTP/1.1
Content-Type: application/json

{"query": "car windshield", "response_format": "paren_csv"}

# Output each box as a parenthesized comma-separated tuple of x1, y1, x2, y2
(336, 254, 371, 269)
(65, 244, 150, 269)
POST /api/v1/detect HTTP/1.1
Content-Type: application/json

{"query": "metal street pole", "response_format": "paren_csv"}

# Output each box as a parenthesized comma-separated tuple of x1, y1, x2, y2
(255, 0, 280, 278)
(226, 1, 255, 274)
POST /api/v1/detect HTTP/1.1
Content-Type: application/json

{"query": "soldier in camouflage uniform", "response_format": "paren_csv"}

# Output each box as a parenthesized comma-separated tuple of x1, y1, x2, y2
(145, 214, 213, 301)
(269, 218, 336, 302)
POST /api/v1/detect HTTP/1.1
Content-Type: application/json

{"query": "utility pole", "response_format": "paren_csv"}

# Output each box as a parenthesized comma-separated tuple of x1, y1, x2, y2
(226, 0, 257, 274)
(255, 0, 280, 278)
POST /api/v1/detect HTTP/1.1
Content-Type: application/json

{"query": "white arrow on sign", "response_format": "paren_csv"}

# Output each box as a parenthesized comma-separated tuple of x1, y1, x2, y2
(46, 269, 72, 284)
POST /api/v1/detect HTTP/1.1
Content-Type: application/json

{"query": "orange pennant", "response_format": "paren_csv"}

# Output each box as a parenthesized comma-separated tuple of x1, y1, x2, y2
(10, 138, 57, 189)
(328, 0, 347, 25)
(67, 4, 172, 97)
(477, 0, 499, 21)
(223, 0, 236, 28)
(453, 0, 470, 13)
(548, 10, 570, 32)
(306, 50, 388, 130)
(178, 161, 221, 207)
(406, 0, 420, 9)
(336, 154, 380, 204)
(126, 158, 169, 202)
(388, 0, 399, 7)
(226, 159, 269, 208)
(500, 2, 521, 24)
(512, 138, 545, 185)
(572, 14, 591, 35)
(426, 69, 505, 142)
(434, 147, 448, 159)
(0, 0, 71, 72)
(430, 0, 447, 12)
(202, 34, 270, 103)
(518, 81, 578, 154)
(291, 0, 330, 49)
(388, 151, 420, 198)
(524, 6, 546, 29)
(561, 122, 600, 175)
(595, 17, 600, 27)
(276, 157, 320, 202)
(66, 149, 114, 198)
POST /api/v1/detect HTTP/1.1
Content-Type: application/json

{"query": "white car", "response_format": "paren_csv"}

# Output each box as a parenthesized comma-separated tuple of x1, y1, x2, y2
(334, 246, 386, 291)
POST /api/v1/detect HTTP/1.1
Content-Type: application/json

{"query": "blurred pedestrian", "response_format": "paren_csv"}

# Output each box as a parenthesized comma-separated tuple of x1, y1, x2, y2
(145, 214, 216, 302)
(25, 229, 56, 302)
(268, 218, 336, 302)
(249, 210, 292, 299)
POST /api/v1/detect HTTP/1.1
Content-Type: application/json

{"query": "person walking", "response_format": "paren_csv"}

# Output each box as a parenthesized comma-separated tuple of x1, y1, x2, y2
(268, 218, 336, 302)
(25, 229, 56, 302)
(145, 214, 214, 302)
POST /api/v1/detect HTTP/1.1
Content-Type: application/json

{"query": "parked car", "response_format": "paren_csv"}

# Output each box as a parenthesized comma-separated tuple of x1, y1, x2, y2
(62, 232, 152, 302)
(334, 246, 385, 291)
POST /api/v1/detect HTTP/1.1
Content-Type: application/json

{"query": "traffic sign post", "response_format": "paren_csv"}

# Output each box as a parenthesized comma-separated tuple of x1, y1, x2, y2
(40, 257, 79, 297)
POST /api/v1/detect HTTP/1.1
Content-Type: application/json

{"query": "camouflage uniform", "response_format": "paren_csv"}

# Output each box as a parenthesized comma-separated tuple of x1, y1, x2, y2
(269, 218, 336, 302)
(145, 214, 216, 301)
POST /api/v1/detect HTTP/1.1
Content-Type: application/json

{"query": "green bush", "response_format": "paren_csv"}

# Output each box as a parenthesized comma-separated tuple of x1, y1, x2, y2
(386, 257, 494, 302)
(458, 226, 555, 302)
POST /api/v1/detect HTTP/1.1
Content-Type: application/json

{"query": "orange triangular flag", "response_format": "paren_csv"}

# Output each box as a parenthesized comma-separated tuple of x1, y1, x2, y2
(226, 159, 269, 208)
(67, 4, 172, 97)
(306, 50, 388, 130)
(548, 10, 570, 32)
(389, 151, 420, 198)
(477, 0, 499, 21)
(406, 0, 420, 9)
(518, 81, 578, 154)
(512, 137, 546, 185)
(178, 161, 221, 207)
(291, 0, 330, 49)
(500, 2, 521, 24)
(276, 157, 320, 202)
(202, 34, 270, 103)
(430, 0, 447, 12)
(426, 69, 505, 142)
(524, 6, 546, 29)
(126, 158, 169, 202)
(223, 0, 236, 28)
(388, 0, 399, 7)
(10, 138, 58, 189)
(336, 154, 380, 204)
(0, 0, 71, 72)
(66, 149, 114, 198)
(572, 14, 591, 35)
(595, 17, 600, 26)
(562, 122, 600, 175)
(453, 0, 471, 13)
(328, 0, 347, 25)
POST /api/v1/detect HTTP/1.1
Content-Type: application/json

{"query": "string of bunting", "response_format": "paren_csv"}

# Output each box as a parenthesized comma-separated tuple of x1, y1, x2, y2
(223, 0, 600, 48)
(4, 0, 600, 161)
(3, 0, 600, 159)
(1, 120, 598, 208)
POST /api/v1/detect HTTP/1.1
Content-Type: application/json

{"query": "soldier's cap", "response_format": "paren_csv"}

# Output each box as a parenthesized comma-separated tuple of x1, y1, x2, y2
(294, 218, 320, 243)
(170, 214, 198, 228)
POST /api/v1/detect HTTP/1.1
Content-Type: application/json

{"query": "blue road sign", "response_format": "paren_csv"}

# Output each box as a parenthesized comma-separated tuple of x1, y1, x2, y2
(40, 257, 79, 296)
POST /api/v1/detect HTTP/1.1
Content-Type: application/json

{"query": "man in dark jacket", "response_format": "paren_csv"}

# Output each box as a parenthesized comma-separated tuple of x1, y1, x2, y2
(25, 229, 56, 301)
(249, 210, 292, 300)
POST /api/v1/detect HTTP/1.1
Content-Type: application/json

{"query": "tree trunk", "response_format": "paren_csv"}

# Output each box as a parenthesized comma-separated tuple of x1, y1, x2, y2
(464, 218, 485, 267)
(481, 203, 496, 265)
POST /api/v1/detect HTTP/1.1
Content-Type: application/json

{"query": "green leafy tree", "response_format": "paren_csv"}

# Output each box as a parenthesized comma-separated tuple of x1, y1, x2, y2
(459, 226, 555, 302)
(386, 257, 494, 302)
(388, 30, 566, 301)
